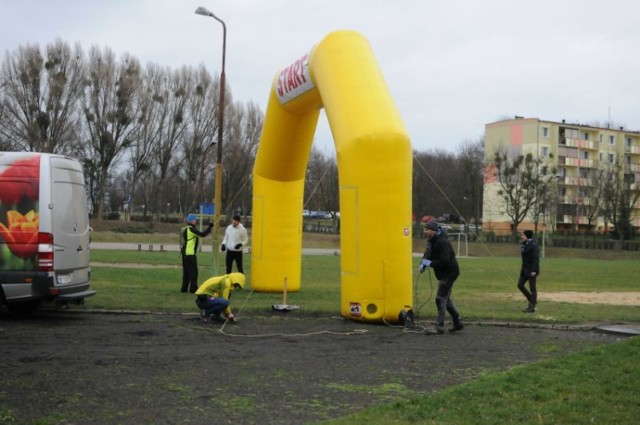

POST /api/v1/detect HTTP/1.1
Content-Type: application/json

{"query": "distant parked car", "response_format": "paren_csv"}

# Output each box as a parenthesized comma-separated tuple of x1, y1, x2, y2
(309, 211, 332, 219)
(302, 210, 310, 217)
(461, 224, 482, 232)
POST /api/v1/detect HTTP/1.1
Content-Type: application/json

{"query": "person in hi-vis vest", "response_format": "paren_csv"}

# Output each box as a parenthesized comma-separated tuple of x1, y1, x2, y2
(180, 214, 213, 293)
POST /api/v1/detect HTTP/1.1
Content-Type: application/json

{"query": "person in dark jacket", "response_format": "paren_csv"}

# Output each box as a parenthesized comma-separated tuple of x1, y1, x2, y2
(518, 230, 540, 313)
(180, 214, 213, 293)
(419, 221, 464, 334)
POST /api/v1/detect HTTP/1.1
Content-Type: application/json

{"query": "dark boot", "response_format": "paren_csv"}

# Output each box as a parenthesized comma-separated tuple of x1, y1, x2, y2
(449, 322, 465, 333)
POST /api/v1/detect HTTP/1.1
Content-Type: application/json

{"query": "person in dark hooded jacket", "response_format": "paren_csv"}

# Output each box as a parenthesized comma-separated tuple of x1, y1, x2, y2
(419, 221, 464, 334)
(518, 230, 540, 313)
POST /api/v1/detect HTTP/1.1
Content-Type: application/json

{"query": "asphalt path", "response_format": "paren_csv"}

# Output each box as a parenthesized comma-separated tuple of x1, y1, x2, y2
(90, 242, 339, 256)
(90, 242, 432, 256)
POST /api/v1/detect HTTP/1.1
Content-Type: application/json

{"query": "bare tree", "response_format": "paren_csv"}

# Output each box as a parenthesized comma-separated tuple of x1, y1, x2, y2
(146, 65, 190, 218)
(492, 147, 555, 241)
(602, 160, 640, 241)
(0, 40, 85, 154)
(0, 79, 9, 150)
(527, 172, 558, 236)
(223, 100, 263, 217)
(413, 149, 459, 220)
(323, 159, 339, 215)
(179, 65, 217, 214)
(83, 46, 141, 219)
(582, 167, 608, 234)
(304, 147, 337, 212)
(458, 138, 484, 228)
(123, 63, 167, 220)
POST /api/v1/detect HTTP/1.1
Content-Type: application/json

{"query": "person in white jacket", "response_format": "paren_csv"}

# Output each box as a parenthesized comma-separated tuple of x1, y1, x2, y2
(221, 214, 249, 273)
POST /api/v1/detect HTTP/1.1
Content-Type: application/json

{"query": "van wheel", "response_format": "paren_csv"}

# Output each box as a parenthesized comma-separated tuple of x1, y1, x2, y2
(6, 300, 41, 315)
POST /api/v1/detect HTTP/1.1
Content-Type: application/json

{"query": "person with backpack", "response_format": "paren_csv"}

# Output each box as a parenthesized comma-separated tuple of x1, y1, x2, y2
(180, 214, 213, 293)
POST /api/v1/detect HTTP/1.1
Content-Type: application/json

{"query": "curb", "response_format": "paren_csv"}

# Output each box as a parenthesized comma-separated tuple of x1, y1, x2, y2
(35, 308, 640, 335)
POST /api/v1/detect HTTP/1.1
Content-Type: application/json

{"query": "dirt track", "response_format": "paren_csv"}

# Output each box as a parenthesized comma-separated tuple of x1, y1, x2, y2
(0, 310, 625, 425)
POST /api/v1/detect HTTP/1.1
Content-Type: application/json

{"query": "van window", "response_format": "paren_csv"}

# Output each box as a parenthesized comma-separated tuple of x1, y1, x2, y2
(52, 160, 88, 232)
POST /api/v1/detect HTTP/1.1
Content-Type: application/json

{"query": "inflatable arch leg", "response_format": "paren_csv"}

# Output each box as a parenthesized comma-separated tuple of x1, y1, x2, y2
(251, 31, 413, 323)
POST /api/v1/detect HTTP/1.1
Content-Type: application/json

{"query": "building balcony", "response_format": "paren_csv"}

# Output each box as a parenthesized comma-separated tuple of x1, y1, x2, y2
(561, 157, 594, 168)
(558, 195, 594, 205)
(624, 145, 640, 154)
(626, 163, 640, 173)
(558, 195, 570, 204)
(558, 215, 589, 225)
(560, 176, 590, 186)
(565, 138, 597, 150)
(573, 196, 591, 205)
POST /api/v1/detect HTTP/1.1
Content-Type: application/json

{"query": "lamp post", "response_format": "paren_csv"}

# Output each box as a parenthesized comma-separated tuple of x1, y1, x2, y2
(195, 6, 226, 273)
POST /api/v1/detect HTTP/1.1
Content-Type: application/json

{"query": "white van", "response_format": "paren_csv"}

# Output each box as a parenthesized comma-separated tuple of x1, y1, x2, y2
(0, 152, 95, 313)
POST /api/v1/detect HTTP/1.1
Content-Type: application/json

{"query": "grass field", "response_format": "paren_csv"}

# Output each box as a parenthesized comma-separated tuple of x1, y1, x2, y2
(87, 246, 640, 324)
(319, 336, 640, 425)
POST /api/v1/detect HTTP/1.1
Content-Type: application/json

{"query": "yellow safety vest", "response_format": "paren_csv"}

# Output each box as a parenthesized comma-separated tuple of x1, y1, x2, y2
(181, 226, 200, 255)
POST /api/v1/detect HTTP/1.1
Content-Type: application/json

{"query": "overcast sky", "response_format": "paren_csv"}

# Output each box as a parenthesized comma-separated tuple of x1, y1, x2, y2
(2, 0, 639, 154)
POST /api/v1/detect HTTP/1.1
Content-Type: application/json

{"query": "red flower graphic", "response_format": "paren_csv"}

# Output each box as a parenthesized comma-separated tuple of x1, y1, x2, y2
(0, 155, 40, 205)
(0, 210, 39, 259)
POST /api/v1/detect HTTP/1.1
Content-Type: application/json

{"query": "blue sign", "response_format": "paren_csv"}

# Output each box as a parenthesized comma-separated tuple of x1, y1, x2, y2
(199, 202, 214, 215)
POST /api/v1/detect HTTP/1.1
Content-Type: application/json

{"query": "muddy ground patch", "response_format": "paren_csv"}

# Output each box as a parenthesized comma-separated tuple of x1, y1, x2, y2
(0, 311, 625, 425)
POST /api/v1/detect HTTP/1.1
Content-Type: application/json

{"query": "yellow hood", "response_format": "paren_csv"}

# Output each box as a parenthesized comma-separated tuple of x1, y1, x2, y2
(228, 273, 246, 289)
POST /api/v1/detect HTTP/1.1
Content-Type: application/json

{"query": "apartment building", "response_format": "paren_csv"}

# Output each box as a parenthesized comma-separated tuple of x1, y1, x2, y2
(483, 117, 640, 235)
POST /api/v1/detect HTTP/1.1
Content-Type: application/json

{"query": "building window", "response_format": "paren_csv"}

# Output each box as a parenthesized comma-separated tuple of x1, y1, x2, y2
(626, 137, 633, 148)
(599, 152, 603, 161)
(541, 146, 549, 157)
(558, 167, 567, 178)
(582, 132, 589, 140)
(581, 151, 588, 160)
(608, 153, 615, 163)
(626, 155, 632, 165)
(609, 135, 615, 145)
(542, 127, 549, 138)
(624, 173, 634, 184)
(565, 128, 579, 139)
(579, 168, 589, 178)
(599, 134, 604, 144)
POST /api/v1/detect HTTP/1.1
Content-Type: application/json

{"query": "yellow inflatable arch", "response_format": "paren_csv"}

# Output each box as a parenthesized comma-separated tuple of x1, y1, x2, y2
(251, 31, 413, 323)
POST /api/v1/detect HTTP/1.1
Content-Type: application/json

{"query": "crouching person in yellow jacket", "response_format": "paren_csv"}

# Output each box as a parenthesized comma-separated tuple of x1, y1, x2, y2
(195, 273, 246, 323)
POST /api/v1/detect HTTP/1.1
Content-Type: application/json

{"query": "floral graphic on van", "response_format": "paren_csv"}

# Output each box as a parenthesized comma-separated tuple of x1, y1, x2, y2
(0, 155, 39, 205)
(0, 153, 40, 269)
(0, 209, 39, 259)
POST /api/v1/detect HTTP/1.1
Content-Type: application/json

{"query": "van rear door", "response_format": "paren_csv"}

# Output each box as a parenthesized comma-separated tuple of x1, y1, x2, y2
(48, 156, 91, 297)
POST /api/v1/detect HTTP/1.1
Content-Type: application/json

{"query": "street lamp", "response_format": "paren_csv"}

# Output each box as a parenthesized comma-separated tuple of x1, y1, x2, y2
(195, 6, 226, 273)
